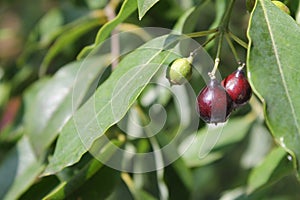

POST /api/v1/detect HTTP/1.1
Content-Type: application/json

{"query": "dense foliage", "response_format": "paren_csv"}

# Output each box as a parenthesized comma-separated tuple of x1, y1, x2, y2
(1, 0, 300, 199)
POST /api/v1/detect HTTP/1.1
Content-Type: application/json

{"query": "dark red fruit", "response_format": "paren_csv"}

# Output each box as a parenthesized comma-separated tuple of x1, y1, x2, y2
(197, 79, 233, 124)
(222, 69, 252, 107)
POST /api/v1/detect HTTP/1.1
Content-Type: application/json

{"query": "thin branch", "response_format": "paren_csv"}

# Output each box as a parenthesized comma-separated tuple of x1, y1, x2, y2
(229, 31, 248, 49)
(225, 33, 240, 63)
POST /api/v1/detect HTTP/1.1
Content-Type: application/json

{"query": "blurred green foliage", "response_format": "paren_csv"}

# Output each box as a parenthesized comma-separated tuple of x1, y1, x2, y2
(0, 0, 300, 199)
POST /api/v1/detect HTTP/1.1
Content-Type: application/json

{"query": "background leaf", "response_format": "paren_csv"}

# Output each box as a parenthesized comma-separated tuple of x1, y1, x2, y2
(0, 136, 44, 200)
(43, 139, 124, 199)
(77, 0, 138, 59)
(39, 19, 101, 75)
(24, 56, 109, 155)
(137, 0, 160, 20)
(247, 147, 293, 193)
(180, 114, 254, 167)
(247, 0, 300, 175)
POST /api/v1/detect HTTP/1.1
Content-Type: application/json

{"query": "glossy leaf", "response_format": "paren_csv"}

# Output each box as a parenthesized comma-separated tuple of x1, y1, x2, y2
(77, 0, 138, 59)
(0, 136, 44, 200)
(24, 56, 109, 155)
(247, 0, 300, 175)
(44, 34, 181, 175)
(137, 0, 159, 20)
(43, 139, 124, 199)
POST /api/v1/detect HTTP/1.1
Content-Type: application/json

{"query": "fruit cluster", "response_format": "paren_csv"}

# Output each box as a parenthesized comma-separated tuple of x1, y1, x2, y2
(197, 67, 252, 124)
(166, 57, 252, 124)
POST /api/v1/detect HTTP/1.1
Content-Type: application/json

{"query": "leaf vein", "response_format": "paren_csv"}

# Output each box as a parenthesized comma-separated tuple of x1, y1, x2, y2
(261, 0, 300, 133)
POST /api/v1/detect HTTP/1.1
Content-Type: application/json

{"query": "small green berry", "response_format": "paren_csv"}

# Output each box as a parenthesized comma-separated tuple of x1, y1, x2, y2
(166, 56, 193, 85)
(272, 1, 291, 15)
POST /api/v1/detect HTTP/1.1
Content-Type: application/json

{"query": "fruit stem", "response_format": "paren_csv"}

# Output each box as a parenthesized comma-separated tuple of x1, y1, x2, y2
(219, 0, 235, 30)
(208, 0, 235, 79)
(238, 62, 246, 70)
(229, 31, 248, 49)
(209, 58, 220, 79)
(186, 28, 218, 38)
(189, 33, 219, 58)
(209, 30, 223, 79)
(202, 33, 218, 47)
(225, 33, 240, 63)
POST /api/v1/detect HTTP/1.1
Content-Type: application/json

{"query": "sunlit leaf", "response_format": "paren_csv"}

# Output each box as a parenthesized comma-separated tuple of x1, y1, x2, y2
(44, 34, 181, 175)
(24, 56, 109, 155)
(137, 0, 159, 20)
(247, 0, 300, 175)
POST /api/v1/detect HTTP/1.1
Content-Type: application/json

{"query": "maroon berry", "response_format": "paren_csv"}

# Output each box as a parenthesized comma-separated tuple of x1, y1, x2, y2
(197, 78, 233, 124)
(222, 69, 252, 106)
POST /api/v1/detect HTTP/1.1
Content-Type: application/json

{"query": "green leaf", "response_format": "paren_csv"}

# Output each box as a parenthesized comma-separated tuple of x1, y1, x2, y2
(137, 0, 159, 20)
(43, 139, 124, 200)
(172, 7, 196, 33)
(241, 122, 273, 169)
(24, 56, 109, 155)
(297, 3, 300, 23)
(172, 1, 211, 34)
(44, 34, 181, 175)
(247, 0, 300, 175)
(39, 8, 63, 45)
(77, 0, 138, 59)
(156, 133, 193, 190)
(85, 0, 107, 9)
(247, 147, 293, 193)
(123, 173, 158, 200)
(0, 136, 44, 200)
(180, 114, 254, 167)
(39, 19, 101, 75)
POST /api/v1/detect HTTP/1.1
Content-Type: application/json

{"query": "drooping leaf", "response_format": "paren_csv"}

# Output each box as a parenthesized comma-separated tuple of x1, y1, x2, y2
(137, 0, 159, 20)
(247, 147, 293, 193)
(24, 56, 109, 155)
(0, 136, 44, 200)
(42, 139, 124, 200)
(39, 19, 101, 75)
(43, 34, 181, 175)
(38, 8, 63, 45)
(241, 121, 273, 169)
(85, 0, 107, 9)
(247, 0, 300, 175)
(122, 172, 157, 200)
(180, 114, 254, 167)
(77, 0, 138, 59)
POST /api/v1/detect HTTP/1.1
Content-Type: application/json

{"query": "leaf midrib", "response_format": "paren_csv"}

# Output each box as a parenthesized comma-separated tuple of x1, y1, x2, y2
(261, 0, 300, 133)
(83, 47, 170, 135)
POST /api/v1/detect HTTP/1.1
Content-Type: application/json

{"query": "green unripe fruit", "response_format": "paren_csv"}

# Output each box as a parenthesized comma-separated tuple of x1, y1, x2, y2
(272, 1, 291, 15)
(166, 57, 193, 85)
(246, 0, 256, 12)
